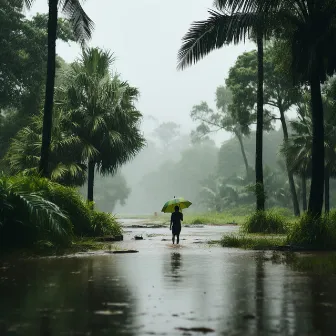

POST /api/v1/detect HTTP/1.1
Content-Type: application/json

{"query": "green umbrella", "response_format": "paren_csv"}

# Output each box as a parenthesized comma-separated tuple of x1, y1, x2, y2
(161, 196, 192, 213)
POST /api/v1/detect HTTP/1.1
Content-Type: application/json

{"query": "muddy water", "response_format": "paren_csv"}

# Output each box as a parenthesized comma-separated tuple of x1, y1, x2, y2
(1, 222, 336, 335)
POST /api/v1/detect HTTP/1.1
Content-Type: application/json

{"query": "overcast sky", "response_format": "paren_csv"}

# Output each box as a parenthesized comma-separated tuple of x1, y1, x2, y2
(30, 0, 255, 145)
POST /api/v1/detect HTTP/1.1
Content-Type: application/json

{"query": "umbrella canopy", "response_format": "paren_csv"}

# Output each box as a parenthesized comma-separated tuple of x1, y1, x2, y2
(161, 197, 192, 213)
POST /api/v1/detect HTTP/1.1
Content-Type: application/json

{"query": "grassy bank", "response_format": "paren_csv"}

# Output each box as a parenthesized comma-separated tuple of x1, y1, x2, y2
(221, 234, 286, 250)
(119, 212, 246, 225)
(183, 212, 245, 225)
(119, 207, 295, 226)
(221, 210, 336, 251)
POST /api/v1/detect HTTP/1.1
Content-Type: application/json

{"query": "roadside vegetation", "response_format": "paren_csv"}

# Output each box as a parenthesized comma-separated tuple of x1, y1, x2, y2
(0, 3, 143, 254)
(221, 210, 336, 251)
(0, 174, 122, 253)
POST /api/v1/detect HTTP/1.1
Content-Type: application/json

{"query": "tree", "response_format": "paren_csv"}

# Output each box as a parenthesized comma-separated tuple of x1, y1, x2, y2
(190, 87, 253, 177)
(60, 48, 145, 204)
(23, 0, 94, 178)
(240, 0, 336, 217)
(283, 84, 336, 214)
(82, 173, 131, 213)
(5, 108, 86, 186)
(152, 122, 181, 151)
(177, 0, 271, 211)
(226, 46, 301, 215)
(0, 9, 75, 160)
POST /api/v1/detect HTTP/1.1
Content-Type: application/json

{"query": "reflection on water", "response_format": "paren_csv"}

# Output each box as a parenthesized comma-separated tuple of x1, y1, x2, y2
(170, 253, 182, 283)
(0, 257, 136, 336)
(1, 251, 336, 335)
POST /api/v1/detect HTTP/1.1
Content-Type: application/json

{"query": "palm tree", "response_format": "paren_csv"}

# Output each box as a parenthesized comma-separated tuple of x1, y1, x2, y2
(177, 0, 271, 211)
(5, 108, 86, 186)
(283, 90, 336, 214)
(232, 0, 336, 216)
(60, 48, 146, 203)
(23, 0, 94, 178)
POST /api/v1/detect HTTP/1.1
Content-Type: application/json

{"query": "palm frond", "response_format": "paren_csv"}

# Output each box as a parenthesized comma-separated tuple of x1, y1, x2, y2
(23, 0, 34, 8)
(14, 191, 70, 236)
(214, 0, 260, 13)
(177, 11, 257, 70)
(60, 0, 94, 45)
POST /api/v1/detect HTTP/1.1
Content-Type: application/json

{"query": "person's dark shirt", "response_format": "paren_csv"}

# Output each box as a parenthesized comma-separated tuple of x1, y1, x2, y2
(171, 211, 183, 226)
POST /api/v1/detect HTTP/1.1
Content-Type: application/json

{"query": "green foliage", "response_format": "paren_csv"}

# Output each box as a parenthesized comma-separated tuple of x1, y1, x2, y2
(57, 47, 145, 201)
(6, 47, 145, 196)
(221, 234, 286, 250)
(242, 210, 288, 234)
(0, 174, 72, 248)
(25, 0, 94, 45)
(0, 174, 122, 250)
(184, 212, 246, 225)
(0, 4, 75, 160)
(6, 109, 86, 186)
(286, 213, 336, 249)
(90, 211, 122, 237)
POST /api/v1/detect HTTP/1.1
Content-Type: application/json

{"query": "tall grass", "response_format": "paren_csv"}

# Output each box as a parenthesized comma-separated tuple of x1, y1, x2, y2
(221, 234, 286, 250)
(90, 211, 122, 237)
(286, 212, 336, 249)
(242, 210, 289, 234)
(185, 212, 246, 225)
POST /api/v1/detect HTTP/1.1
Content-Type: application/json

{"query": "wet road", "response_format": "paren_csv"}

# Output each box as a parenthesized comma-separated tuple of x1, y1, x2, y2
(1, 221, 336, 336)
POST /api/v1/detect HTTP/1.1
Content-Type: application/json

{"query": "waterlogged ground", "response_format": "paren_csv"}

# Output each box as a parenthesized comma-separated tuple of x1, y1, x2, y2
(1, 220, 336, 335)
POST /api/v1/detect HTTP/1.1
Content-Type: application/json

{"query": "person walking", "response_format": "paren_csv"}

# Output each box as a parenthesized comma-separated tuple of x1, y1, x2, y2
(170, 205, 183, 244)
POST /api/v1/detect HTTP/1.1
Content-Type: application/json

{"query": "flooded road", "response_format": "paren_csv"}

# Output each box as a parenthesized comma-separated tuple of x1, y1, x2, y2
(1, 221, 336, 335)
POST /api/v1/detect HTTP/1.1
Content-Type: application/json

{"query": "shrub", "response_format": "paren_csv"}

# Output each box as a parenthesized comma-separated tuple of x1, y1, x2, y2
(0, 174, 122, 250)
(286, 213, 336, 249)
(0, 174, 72, 248)
(242, 210, 288, 234)
(268, 207, 294, 218)
(47, 184, 92, 236)
(190, 218, 204, 224)
(8, 175, 93, 237)
(90, 211, 122, 237)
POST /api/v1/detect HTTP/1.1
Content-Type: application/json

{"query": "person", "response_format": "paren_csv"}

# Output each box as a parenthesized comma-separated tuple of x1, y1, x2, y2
(170, 206, 183, 244)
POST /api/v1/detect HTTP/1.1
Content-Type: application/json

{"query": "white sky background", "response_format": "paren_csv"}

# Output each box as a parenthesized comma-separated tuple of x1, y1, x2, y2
(29, 0, 256, 146)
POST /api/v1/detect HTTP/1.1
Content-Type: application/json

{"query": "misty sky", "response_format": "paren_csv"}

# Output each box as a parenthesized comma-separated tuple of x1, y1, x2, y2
(30, 0, 255, 145)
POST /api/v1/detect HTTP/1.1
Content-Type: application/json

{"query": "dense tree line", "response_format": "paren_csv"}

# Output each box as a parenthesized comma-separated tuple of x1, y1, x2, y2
(178, 0, 336, 220)
(0, 1, 145, 248)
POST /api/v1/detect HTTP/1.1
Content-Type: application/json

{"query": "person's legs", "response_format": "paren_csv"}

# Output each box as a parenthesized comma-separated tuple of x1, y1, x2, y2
(172, 234, 175, 244)
(177, 234, 179, 244)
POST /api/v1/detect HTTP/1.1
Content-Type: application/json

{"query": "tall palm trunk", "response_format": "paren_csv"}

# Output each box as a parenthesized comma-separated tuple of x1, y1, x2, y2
(279, 107, 300, 216)
(325, 164, 330, 214)
(301, 173, 307, 212)
(308, 68, 325, 217)
(39, 0, 58, 177)
(87, 160, 95, 204)
(255, 32, 265, 211)
(235, 130, 250, 178)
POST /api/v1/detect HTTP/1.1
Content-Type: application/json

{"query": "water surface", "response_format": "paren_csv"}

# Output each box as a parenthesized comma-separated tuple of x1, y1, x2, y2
(1, 224, 336, 335)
